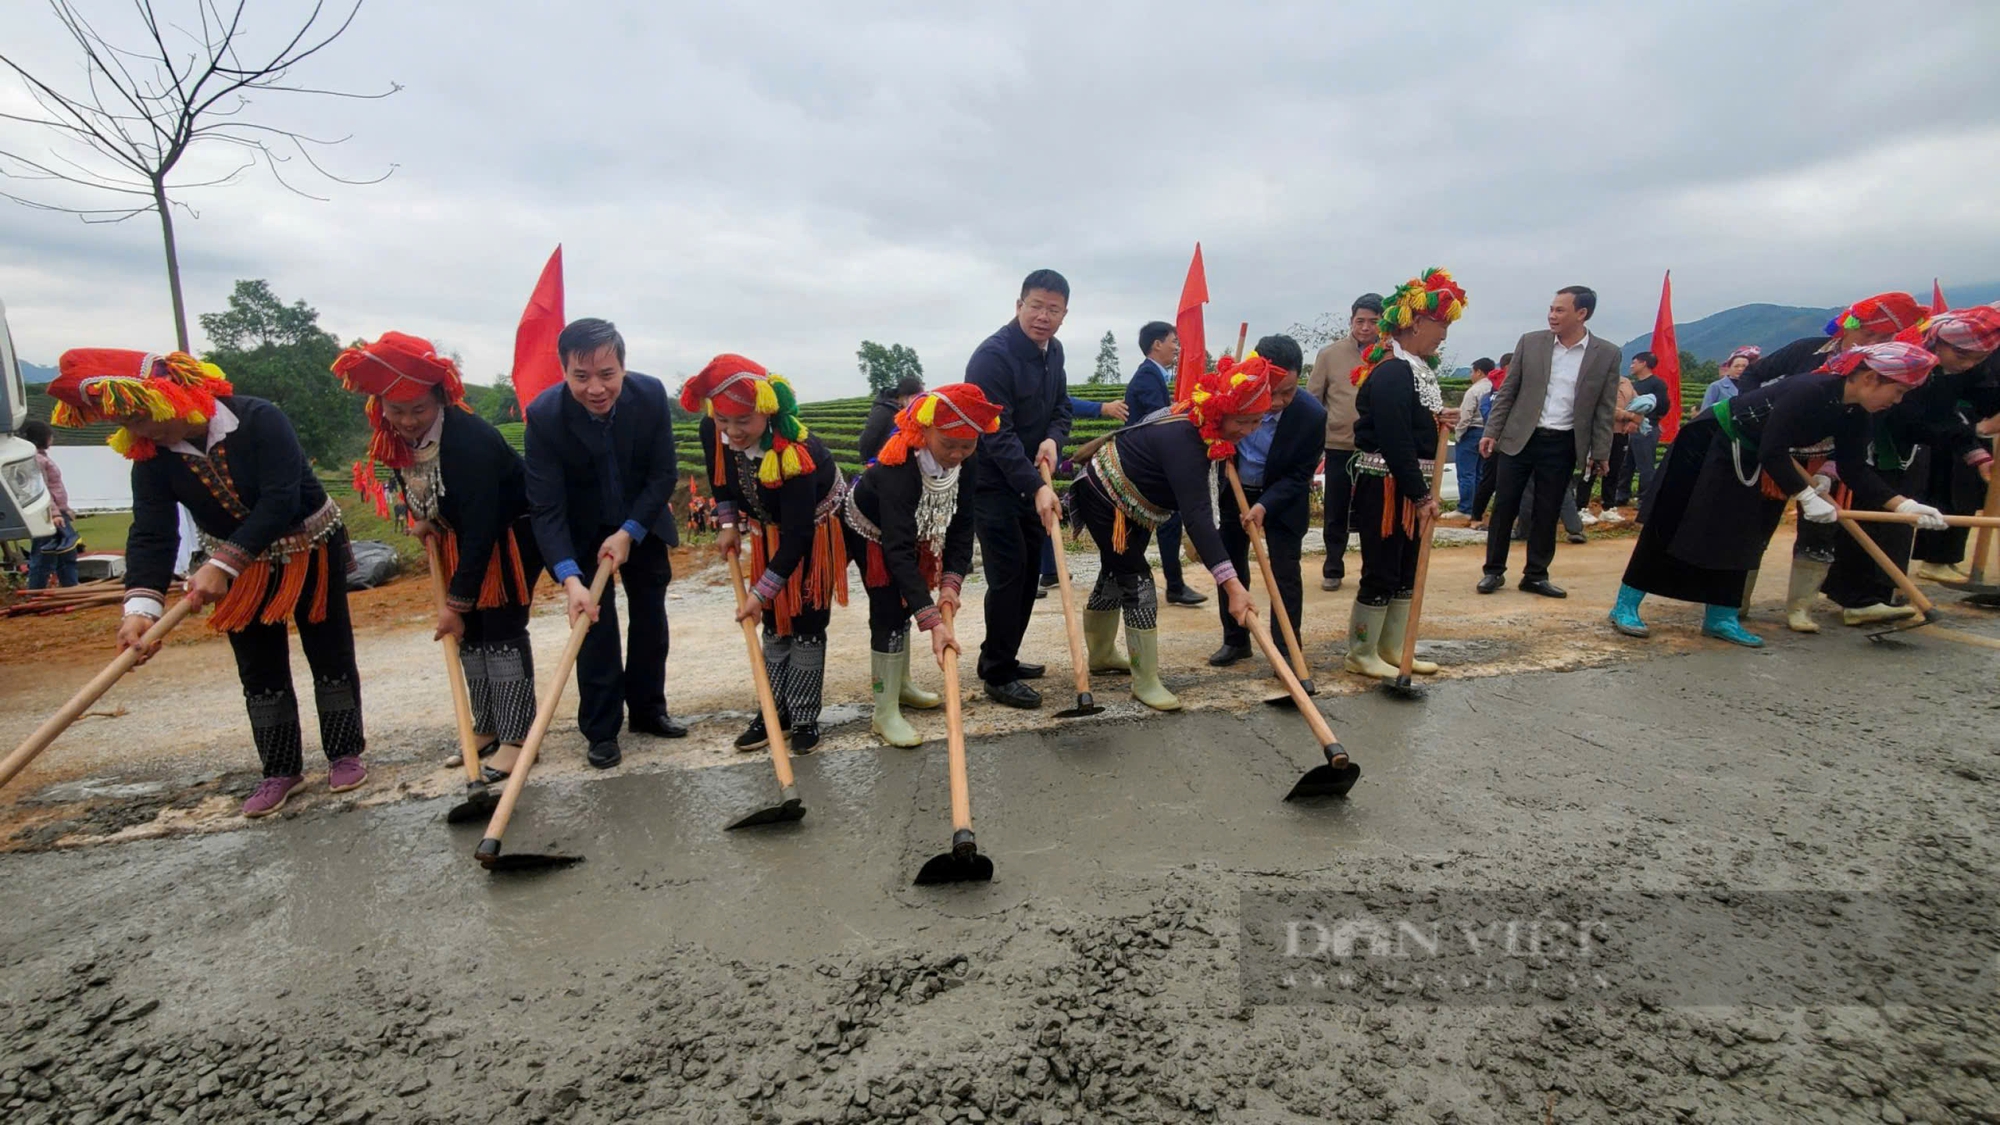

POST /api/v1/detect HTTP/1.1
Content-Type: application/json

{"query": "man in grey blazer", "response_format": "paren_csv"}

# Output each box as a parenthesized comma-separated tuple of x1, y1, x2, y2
(1475, 286, 1622, 598)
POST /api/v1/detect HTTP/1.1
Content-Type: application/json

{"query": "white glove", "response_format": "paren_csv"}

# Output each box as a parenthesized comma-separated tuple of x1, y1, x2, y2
(1810, 473, 1833, 498)
(1796, 487, 1838, 524)
(1895, 498, 1948, 531)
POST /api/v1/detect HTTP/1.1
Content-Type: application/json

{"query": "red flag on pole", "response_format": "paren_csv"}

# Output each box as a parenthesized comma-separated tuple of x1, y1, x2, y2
(1173, 243, 1207, 404)
(510, 246, 566, 416)
(1648, 270, 1682, 442)
(1931, 278, 1948, 314)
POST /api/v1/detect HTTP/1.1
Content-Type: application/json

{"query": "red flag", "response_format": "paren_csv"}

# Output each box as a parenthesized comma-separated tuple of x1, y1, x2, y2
(1648, 270, 1682, 442)
(1173, 243, 1207, 404)
(510, 246, 565, 415)
(1931, 278, 1948, 314)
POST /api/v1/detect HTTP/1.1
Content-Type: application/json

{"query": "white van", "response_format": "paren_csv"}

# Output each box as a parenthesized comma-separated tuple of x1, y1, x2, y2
(0, 298, 58, 541)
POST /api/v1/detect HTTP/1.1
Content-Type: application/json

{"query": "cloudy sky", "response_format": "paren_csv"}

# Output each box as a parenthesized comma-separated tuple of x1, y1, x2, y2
(3, 0, 1997, 395)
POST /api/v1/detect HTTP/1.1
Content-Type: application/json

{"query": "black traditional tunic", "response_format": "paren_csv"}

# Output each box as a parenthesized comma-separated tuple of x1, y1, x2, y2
(1622, 374, 1895, 605)
(390, 406, 542, 614)
(843, 452, 977, 644)
(700, 418, 847, 636)
(1351, 355, 1444, 604)
(1079, 412, 1238, 586)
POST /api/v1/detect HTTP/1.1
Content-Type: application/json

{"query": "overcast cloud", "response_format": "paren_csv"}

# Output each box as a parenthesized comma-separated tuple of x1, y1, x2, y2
(3, 0, 1997, 394)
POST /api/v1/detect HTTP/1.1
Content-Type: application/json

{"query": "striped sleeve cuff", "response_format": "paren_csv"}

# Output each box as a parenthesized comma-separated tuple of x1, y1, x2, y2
(210, 542, 252, 577)
(715, 501, 738, 526)
(123, 589, 166, 619)
(445, 593, 476, 613)
(914, 605, 944, 632)
(752, 570, 785, 603)
(552, 558, 582, 583)
(1967, 449, 1994, 467)
(940, 572, 964, 596)
(621, 519, 648, 542)
(1208, 561, 1239, 587)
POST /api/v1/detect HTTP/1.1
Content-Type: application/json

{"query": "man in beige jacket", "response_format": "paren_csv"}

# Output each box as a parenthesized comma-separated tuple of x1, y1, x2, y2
(1305, 293, 1384, 591)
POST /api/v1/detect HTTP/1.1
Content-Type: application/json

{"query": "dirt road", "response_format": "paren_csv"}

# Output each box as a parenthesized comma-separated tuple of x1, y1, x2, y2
(2, 530, 1996, 1122)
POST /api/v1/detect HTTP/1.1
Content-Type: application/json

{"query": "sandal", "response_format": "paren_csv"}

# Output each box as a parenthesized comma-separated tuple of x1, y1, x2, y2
(445, 738, 501, 769)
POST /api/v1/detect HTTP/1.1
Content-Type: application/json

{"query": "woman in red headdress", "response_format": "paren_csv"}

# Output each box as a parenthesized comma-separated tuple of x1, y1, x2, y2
(335, 331, 543, 780)
(1345, 269, 1467, 680)
(1907, 306, 2000, 582)
(840, 383, 997, 746)
(681, 355, 847, 753)
(1070, 356, 1266, 713)
(1611, 341, 1942, 646)
(48, 348, 366, 816)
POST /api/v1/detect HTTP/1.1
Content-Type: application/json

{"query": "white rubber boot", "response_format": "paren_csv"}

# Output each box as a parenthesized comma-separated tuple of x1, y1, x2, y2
(1125, 627, 1181, 712)
(1378, 598, 1439, 675)
(896, 641, 940, 710)
(1785, 559, 1829, 634)
(870, 651, 922, 748)
(1343, 602, 1400, 680)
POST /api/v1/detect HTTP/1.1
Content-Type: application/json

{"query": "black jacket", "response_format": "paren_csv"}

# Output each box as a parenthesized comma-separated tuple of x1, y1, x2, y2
(125, 395, 327, 599)
(395, 407, 542, 610)
(524, 371, 681, 581)
(849, 455, 977, 616)
(701, 418, 838, 589)
(1235, 391, 1327, 542)
(857, 391, 902, 464)
(1353, 359, 1443, 502)
(1105, 418, 1230, 572)
(966, 320, 1072, 504)
(1722, 373, 1895, 508)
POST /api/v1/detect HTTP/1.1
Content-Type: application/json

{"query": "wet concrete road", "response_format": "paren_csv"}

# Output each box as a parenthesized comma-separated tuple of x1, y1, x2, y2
(2, 638, 1997, 1123)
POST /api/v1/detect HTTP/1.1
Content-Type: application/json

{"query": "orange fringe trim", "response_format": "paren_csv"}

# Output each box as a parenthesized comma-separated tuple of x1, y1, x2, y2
(206, 545, 333, 633)
(439, 527, 533, 609)
(862, 541, 941, 591)
(1760, 455, 1829, 501)
(1112, 509, 1128, 554)
(1376, 477, 1419, 538)
(748, 513, 850, 633)
(711, 424, 728, 489)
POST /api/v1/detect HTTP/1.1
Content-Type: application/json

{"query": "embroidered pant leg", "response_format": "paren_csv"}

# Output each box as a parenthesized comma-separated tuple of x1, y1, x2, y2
(295, 549, 364, 762)
(229, 619, 303, 779)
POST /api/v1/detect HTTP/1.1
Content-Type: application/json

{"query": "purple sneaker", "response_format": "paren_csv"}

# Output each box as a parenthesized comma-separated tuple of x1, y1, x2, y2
(243, 775, 306, 818)
(326, 756, 368, 794)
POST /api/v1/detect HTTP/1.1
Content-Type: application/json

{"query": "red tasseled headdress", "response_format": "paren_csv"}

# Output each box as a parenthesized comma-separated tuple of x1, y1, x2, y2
(334, 331, 470, 470)
(875, 382, 1002, 466)
(1175, 353, 1273, 461)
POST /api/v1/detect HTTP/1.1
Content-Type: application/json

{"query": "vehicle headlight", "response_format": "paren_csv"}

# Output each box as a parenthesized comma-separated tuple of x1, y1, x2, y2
(3, 457, 47, 506)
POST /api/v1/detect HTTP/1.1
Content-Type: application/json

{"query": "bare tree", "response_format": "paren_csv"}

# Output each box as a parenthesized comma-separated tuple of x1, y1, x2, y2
(0, 1, 398, 349)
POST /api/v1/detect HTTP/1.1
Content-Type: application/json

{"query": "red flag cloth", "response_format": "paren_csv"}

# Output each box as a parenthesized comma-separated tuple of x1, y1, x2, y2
(1931, 278, 1948, 315)
(510, 246, 566, 415)
(1174, 243, 1207, 404)
(1648, 270, 1682, 442)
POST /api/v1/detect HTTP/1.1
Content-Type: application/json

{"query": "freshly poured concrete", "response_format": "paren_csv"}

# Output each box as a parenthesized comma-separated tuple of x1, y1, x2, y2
(3, 637, 1996, 1123)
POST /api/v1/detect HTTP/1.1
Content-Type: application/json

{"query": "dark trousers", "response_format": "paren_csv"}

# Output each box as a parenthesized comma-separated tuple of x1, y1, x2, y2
(1351, 473, 1421, 605)
(459, 601, 536, 746)
(1218, 485, 1302, 659)
(1075, 480, 1162, 630)
(1320, 448, 1356, 580)
(1157, 515, 1188, 594)
(575, 533, 672, 743)
(1825, 452, 1926, 609)
(1471, 451, 1498, 520)
(975, 490, 1046, 684)
(844, 525, 917, 650)
(1914, 452, 1987, 565)
(1484, 428, 1577, 580)
(228, 539, 363, 778)
(1628, 430, 1661, 507)
(1581, 432, 1630, 508)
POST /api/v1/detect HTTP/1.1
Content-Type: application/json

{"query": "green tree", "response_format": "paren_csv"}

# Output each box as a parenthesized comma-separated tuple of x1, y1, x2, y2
(1090, 330, 1122, 384)
(857, 341, 923, 396)
(198, 280, 366, 464)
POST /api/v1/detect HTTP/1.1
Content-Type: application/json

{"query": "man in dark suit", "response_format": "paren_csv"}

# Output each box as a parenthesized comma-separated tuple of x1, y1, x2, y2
(966, 269, 1072, 709)
(1476, 286, 1623, 598)
(1210, 335, 1326, 665)
(525, 318, 687, 768)
(1124, 320, 1205, 607)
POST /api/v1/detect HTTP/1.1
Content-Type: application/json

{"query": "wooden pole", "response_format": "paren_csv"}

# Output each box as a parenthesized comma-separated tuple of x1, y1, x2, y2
(1224, 461, 1311, 685)
(1971, 435, 2000, 583)
(426, 539, 484, 784)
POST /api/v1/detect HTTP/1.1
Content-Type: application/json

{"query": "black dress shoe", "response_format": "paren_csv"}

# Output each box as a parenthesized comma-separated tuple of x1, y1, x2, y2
(789, 723, 821, 753)
(1476, 574, 1505, 595)
(984, 679, 1042, 709)
(1039, 574, 1059, 588)
(1165, 587, 1208, 606)
(1518, 578, 1568, 599)
(587, 740, 622, 769)
(630, 712, 689, 738)
(1567, 533, 1588, 544)
(1035, 586, 1048, 599)
(1207, 643, 1251, 667)
(1321, 576, 1343, 592)
(1014, 662, 1046, 679)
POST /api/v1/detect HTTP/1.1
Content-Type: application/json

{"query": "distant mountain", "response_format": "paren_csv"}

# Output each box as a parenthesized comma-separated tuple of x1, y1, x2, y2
(1621, 283, 2000, 361)
(21, 361, 55, 387)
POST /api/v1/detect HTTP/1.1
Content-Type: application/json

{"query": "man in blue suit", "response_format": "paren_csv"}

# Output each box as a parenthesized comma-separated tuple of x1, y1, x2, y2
(525, 318, 687, 769)
(1208, 334, 1326, 666)
(1124, 321, 1206, 606)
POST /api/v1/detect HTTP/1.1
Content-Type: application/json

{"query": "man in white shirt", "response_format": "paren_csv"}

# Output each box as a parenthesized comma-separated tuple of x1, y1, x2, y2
(1476, 286, 1624, 598)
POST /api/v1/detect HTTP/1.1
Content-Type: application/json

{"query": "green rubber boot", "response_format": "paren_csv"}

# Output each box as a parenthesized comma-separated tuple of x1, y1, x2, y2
(1083, 609, 1132, 674)
(1378, 598, 1439, 675)
(896, 640, 940, 709)
(870, 650, 922, 748)
(1125, 627, 1181, 712)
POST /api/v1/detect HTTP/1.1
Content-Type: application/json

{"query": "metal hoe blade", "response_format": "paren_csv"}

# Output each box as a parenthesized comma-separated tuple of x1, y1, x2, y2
(1285, 741, 1361, 802)
(1055, 691, 1105, 719)
(474, 838, 583, 873)
(724, 790, 807, 831)
(1381, 675, 1425, 701)
(1866, 607, 1941, 643)
(1264, 678, 1316, 708)
(915, 829, 994, 886)
(444, 784, 500, 825)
